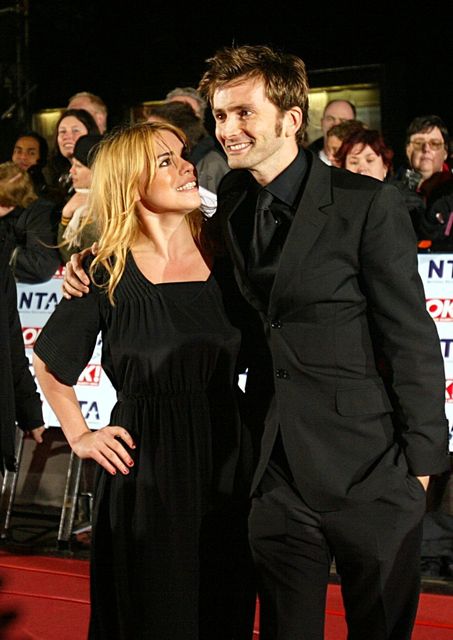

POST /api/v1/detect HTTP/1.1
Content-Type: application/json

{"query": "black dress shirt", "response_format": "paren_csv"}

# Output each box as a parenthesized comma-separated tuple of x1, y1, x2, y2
(241, 148, 307, 306)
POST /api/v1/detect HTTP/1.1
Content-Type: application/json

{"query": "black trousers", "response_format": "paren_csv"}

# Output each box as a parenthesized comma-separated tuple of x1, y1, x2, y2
(249, 455, 426, 640)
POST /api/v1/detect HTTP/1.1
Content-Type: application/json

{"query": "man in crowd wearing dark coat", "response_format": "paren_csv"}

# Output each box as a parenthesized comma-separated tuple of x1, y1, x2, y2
(0, 232, 45, 473)
(0, 161, 61, 283)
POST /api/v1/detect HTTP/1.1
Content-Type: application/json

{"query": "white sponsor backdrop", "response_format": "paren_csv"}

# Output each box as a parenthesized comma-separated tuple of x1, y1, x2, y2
(18, 266, 116, 430)
(418, 254, 453, 452)
(17, 258, 453, 448)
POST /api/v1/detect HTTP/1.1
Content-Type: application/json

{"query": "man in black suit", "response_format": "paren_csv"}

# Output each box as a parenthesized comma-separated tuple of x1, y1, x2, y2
(198, 45, 449, 639)
(62, 45, 449, 640)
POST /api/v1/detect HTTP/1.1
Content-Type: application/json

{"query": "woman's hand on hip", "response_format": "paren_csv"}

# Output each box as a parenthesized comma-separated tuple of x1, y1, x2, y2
(71, 426, 136, 475)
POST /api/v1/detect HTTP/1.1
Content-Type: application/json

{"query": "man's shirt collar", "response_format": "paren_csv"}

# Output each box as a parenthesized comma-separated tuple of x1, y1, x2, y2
(263, 148, 307, 208)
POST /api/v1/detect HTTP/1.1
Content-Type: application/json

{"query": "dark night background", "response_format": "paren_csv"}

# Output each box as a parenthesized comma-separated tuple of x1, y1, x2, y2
(1, 0, 452, 165)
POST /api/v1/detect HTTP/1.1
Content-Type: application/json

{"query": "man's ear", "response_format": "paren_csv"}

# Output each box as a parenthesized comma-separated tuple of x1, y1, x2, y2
(284, 107, 303, 138)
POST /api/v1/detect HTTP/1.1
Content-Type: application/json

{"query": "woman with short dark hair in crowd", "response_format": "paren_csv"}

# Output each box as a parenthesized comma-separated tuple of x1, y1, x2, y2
(335, 127, 394, 181)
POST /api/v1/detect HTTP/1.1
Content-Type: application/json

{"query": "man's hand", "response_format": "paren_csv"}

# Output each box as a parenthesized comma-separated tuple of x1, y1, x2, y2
(62, 244, 97, 299)
(28, 426, 46, 443)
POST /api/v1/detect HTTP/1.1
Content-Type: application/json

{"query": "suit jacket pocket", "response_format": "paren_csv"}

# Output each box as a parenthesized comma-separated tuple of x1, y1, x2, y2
(336, 380, 393, 416)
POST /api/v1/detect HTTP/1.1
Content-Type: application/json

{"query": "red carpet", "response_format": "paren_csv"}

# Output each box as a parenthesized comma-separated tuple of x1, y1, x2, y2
(0, 551, 451, 639)
(0, 552, 89, 639)
(253, 587, 453, 639)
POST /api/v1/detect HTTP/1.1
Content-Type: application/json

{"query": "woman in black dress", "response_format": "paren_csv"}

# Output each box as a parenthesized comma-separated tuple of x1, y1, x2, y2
(33, 122, 257, 640)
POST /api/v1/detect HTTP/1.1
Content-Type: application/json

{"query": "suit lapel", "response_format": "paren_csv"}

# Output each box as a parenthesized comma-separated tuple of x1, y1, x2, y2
(219, 158, 335, 315)
(219, 172, 267, 311)
(269, 156, 333, 314)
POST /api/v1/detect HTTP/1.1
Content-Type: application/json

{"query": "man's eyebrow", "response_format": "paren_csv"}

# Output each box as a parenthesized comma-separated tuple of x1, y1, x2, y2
(213, 103, 253, 112)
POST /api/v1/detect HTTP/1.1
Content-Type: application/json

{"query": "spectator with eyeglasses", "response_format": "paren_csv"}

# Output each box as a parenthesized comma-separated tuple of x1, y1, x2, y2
(406, 115, 450, 187)
(391, 115, 453, 241)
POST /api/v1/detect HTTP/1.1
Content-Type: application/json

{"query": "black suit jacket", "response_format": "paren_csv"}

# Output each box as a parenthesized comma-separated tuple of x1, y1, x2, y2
(215, 152, 449, 511)
(0, 239, 43, 473)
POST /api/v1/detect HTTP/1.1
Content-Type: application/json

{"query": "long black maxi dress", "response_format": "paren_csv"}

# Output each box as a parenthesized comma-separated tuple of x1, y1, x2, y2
(34, 253, 257, 640)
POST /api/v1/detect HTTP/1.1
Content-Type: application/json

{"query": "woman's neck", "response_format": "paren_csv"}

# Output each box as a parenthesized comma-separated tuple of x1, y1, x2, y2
(133, 213, 196, 261)
(131, 221, 210, 284)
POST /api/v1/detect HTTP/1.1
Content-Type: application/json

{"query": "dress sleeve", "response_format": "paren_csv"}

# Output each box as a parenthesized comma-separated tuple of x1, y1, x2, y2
(34, 282, 102, 386)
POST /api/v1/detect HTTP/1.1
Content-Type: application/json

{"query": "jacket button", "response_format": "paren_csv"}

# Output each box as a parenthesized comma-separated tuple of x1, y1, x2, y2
(271, 320, 282, 329)
(275, 368, 289, 379)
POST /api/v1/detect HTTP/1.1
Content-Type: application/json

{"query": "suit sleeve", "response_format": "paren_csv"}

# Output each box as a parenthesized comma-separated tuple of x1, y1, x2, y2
(360, 183, 449, 475)
(5, 266, 44, 430)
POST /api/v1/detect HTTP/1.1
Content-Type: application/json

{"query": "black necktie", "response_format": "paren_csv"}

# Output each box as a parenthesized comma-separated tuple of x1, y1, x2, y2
(249, 189, 275, 265)
(248, 189, 277, 304)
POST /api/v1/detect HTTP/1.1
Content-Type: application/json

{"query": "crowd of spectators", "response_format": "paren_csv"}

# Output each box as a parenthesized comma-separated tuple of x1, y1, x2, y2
(4, 89, 453, 288)
(2, 87, 453, 287)
(1, 87, 232, 285)
(310, 104, 453, 251)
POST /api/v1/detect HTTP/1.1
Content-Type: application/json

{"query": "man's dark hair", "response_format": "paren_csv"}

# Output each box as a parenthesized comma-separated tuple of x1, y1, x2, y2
(13, 130, 49, 167)
(198, 44, 309, 144)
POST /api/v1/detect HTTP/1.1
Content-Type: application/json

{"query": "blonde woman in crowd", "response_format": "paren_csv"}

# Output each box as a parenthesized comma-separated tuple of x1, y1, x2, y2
(57, 134, 103, 263)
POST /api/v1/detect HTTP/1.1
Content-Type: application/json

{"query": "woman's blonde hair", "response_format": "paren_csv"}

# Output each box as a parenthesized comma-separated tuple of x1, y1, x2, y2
(0, 162, 37, 208)
(88, 121, 203, 304)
